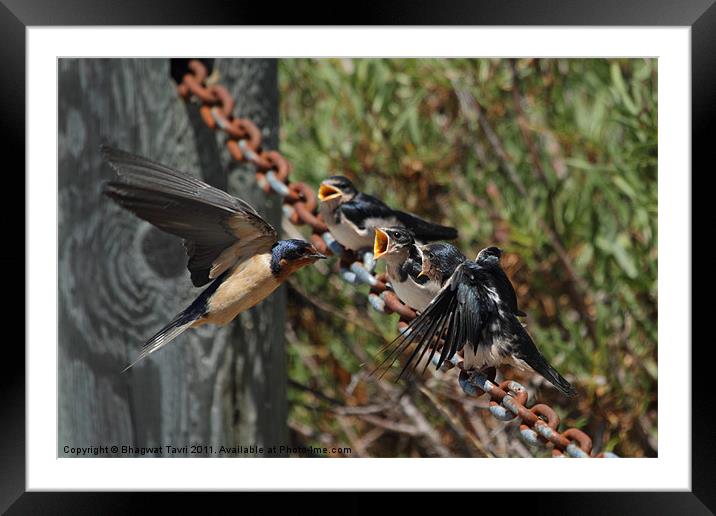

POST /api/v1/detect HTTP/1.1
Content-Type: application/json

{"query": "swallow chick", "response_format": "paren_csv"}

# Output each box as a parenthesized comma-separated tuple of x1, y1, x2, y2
(378, 247, 576, 397)
(418, 242, 469, 287)
(374, 228, 466, 312)
(420, 245, 526, 317)
(101, 146, 326, 371)
(317, 175, 458, 253)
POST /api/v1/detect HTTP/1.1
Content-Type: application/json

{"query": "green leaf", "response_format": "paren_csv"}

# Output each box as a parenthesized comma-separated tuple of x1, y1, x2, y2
(610, 62, 639, 115)
(612, 233, 639, 279)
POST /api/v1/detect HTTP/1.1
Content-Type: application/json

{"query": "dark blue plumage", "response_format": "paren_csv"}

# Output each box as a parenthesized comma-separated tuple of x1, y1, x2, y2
(475, 246, 526, 317)
(270, 239, 325, 276)
(318, 175, 457, 252)
(378, 246, 577, 397)
(103, 146, 326, 372)
(420, 242, 467, 285)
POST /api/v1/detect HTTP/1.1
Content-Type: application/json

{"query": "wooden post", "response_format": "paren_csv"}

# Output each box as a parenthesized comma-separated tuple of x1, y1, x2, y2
(58, 58, 287, 457)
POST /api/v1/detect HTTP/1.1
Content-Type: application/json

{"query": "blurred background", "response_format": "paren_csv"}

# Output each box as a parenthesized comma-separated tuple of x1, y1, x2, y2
(278, 58, 657, 457)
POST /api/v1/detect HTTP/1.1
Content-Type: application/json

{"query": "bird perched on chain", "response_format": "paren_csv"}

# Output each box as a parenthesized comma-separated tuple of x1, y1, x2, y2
(374, 231, 525, 317)
(421, 245, 526, 317)
(377, 246, 576, 397)
(373, 227, 466, 312)
(317, 176, 458, 255)
(102, 146, 326, 372)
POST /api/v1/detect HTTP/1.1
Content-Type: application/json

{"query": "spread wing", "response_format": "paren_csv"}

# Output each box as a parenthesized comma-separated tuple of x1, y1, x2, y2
(375, 261, 493, 379)
(102, 146, 277, 287)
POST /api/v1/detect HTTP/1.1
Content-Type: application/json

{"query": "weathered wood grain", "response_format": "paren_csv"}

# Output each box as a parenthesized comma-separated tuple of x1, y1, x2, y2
(58, 58, 287, 457)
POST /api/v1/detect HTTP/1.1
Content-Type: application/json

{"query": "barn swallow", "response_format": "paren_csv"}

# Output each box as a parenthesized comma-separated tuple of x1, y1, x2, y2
(373, 228, 466, 312)
(317, 175, 457, 253)
(101, 146, 326, 371)
(420, 245, 526, 317)
(379, 247, 576, 397)
(417, 242, 469, 286)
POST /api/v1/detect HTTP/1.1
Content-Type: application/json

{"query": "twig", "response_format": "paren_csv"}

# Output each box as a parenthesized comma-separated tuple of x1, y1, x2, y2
(399, 394, 452, 457)
(286, 322, 451, 456)
(288, 383, 389, 416)
(358, 414, 421, 436)
(468, 407, 496, 454)
(288, 378, 344, 406)
(354, 427, 385, 453)
(336, 417, 366, 457)
(418, 385, 493, 457)
(287, 279, 384, 339)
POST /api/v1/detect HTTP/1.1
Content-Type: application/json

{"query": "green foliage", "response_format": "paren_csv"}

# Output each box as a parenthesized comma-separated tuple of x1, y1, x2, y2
(279, 58, 657, 457)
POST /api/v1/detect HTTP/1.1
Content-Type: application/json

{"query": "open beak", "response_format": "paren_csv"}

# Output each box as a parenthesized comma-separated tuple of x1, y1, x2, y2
(308, 252, 327, 260)
(418, 256, 431, 278)
(373, 228, 390, 260)
(318, 184, 342, 201)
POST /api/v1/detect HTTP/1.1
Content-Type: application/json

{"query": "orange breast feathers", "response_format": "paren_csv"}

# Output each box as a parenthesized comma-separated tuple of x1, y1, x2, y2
(201, 253, 281, 326)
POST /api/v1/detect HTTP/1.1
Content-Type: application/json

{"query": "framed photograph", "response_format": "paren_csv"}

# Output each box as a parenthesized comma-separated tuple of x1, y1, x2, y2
(8, 0, 710, 511)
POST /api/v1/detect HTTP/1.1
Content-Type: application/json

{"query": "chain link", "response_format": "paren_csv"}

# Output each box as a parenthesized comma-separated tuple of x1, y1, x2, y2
(466, 370, 617, 457)
(176, 59, 617, 459)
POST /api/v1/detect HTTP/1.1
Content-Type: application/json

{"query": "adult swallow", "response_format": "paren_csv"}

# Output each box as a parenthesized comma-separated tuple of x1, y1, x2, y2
(101, 146, 326, 371)
(373, 228, 466, 312)
(379, 247, 576, 397)
(317, 175, 457, 253)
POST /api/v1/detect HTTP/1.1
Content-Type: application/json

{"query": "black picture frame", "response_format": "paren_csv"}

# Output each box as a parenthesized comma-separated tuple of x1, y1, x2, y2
(5, 0, 711, 512)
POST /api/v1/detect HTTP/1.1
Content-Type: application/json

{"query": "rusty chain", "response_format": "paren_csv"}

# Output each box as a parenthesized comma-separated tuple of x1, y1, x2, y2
(462, 371, 617, 458)
(176, 60, 410, 318)
(175, 59, 617, 458)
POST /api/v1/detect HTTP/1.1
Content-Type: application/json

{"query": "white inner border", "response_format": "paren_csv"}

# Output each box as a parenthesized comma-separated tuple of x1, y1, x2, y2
(28, 27, 690, 491)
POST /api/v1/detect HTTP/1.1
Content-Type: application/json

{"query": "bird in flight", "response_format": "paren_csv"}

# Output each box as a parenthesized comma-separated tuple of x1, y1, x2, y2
(102, 146, 326, 372)
(373, 227, 466, 312)
(377, 246, 576, 397)
(317, 175, 457, 254)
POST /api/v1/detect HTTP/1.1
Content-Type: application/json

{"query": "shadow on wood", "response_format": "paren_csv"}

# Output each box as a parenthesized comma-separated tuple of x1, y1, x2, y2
(57, 58, 287, 457)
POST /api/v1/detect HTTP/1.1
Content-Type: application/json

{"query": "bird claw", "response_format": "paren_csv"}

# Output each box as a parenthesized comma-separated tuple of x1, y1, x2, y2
(458, 367, 497, 397)
(459, 370, 486, 396)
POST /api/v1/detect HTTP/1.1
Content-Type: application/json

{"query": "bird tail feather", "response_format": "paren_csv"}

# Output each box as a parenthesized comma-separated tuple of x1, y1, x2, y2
(120, 270, 230, 373)
(523, 352, 578, 398)
(120, 309, 199, 373)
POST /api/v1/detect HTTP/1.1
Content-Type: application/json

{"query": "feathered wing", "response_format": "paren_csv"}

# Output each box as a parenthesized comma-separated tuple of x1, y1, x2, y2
(340, 192, 458, 242)
(339, 193, 397, 228)
(374, 262, 485, 379)
(479, 263, 525, 317)
(101, 146, 277, 286)
(394, 210, 458, 242)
